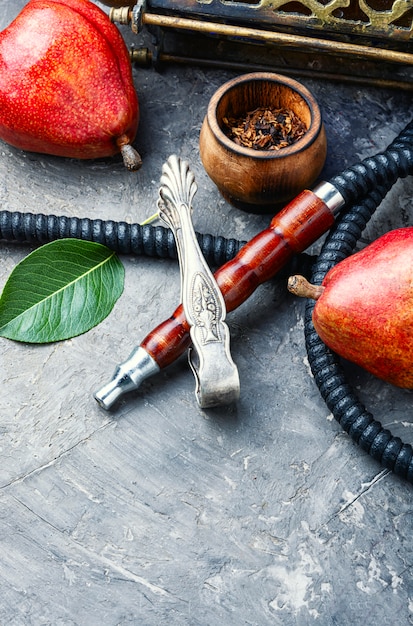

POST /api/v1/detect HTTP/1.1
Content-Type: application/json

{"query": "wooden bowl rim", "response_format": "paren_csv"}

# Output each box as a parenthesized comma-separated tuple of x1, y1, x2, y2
(205, 72, 323, 160)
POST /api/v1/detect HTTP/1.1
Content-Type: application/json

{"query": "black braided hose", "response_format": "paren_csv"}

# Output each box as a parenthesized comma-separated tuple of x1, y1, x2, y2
(1, 119, 413, 478)
(0, 210, 243, 266)
(302, 118, 413, 481)
(330, 119, 413, 206)
(0, 209, 317, 277)
(304, 187, 413, 482)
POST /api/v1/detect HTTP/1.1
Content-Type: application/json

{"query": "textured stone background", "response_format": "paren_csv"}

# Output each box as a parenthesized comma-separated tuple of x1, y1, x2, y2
(1, 2, 413, 625)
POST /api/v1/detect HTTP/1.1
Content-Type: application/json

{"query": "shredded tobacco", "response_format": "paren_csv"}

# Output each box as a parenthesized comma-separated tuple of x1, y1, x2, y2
(222, 106, 307, 151)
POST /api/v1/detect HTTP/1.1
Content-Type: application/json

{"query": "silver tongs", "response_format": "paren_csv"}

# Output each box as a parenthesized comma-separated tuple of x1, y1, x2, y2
(158, 155, 240, 408)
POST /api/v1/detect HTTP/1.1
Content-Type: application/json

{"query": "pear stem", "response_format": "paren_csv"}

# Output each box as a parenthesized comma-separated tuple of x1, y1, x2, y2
(287, 275, 325, 300)
(117, 135, 142, 171)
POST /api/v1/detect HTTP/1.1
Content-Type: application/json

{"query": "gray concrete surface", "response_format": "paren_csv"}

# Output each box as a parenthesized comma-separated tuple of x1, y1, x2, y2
(1, 2, 413, 624)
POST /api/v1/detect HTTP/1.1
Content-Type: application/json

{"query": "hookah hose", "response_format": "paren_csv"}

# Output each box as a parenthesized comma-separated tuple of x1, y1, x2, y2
(0, 210, 317, 278)
(0, 210, 244, 266)
(304, 187, 413, 482)
(0, 208, 318, 277)
(1, 119, 413, 478)
(304, 120, 413, 483)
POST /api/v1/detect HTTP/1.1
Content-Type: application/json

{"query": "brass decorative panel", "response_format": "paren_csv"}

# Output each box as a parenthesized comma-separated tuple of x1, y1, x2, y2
(149, 0, 413, 46)
(111, 0, 413, 87)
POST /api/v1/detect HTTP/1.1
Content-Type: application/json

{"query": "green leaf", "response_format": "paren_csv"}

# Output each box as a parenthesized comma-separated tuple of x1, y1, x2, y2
(0, 239, 124, 343)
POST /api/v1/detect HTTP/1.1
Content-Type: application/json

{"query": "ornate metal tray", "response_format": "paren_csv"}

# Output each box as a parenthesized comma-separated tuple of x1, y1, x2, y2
(110, 0, 413, 88)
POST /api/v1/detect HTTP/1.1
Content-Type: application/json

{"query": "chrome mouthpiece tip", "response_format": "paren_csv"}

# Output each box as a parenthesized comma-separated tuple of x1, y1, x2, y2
(94, 346, 161, 411)
(94, 381, 123, 411)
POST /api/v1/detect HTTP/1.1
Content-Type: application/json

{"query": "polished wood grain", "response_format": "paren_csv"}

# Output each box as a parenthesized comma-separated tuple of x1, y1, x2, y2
(143, 190, 334, 367)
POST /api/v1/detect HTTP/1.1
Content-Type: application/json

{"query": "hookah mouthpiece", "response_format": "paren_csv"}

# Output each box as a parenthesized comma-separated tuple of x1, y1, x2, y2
(94, 163, 347, 411)
(95, 154, 240, 411)
(94, 346, 160, 410)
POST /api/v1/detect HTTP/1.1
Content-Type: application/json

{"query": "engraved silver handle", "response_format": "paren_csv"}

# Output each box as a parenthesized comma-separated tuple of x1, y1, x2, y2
(158, 155, 240, 408)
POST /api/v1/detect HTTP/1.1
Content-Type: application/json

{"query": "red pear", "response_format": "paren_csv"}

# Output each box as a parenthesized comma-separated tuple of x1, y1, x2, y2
(288, 227, 413, 388)
(0, 0, 141, 169)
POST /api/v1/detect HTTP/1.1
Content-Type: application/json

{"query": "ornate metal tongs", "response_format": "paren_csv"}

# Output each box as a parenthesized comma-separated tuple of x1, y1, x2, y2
(157, 155, 240, 408)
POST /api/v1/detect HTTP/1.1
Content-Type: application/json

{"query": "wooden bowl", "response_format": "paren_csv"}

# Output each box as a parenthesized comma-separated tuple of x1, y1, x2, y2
(199, 72, 327, 213)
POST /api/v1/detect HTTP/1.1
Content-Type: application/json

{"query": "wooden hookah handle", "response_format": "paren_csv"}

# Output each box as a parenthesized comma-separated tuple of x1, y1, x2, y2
(142, 190, 336, 368)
